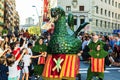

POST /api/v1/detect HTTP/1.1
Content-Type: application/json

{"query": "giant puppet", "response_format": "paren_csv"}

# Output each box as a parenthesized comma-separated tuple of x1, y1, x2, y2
(42, 6, 89, 80)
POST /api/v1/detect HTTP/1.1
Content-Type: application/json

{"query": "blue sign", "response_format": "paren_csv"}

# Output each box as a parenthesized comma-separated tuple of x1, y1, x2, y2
(113, 29, 120, 33)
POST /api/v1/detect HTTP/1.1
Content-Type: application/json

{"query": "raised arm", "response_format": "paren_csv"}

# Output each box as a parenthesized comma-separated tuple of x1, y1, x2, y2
(17, 49, 26, 62)
(20, 38, 26, 50)
(31, 54, 42, 58)
(31, 52, 46, 58)
(0, 49, 10, 57)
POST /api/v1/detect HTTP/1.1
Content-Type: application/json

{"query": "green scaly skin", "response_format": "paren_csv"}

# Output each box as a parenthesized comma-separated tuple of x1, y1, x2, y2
(68, 13, 89, 37)
(47, 7, 88, 54)
(68, 13, 74, 31)
(73, 22, 89, 37)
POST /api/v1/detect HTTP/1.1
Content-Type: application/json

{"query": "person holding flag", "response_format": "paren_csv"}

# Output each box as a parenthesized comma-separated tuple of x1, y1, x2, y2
(86, 34, 108, 80)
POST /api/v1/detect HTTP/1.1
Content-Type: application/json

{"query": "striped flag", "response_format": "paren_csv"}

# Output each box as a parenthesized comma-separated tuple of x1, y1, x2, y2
(91, 57, 105, 72)
(38, 56, 45, 64)
(43, 0, 49, 22)
(42, 54, 79, 79)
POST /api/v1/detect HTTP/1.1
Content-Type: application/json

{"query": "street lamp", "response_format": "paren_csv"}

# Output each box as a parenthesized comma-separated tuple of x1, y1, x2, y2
(32, 5, 41, 33)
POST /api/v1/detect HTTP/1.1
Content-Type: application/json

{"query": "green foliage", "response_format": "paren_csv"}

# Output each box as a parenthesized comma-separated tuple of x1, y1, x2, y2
(2, 29, 8, 35)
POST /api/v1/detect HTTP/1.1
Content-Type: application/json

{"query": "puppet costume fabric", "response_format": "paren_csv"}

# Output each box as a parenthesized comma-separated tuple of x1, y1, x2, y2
(86, 40, 108, 80)
(42, 7, 89, 80)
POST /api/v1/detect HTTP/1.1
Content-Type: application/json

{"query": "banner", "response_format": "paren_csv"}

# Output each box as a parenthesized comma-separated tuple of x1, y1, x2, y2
(43, 0, 49, 22)
(28, 26, 40, 35)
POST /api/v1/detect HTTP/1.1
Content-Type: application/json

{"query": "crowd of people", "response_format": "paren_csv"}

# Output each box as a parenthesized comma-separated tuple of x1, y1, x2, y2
(0, 29, 49, 80)
(80, 32, 120, 67)
(0, 28, 120, 80)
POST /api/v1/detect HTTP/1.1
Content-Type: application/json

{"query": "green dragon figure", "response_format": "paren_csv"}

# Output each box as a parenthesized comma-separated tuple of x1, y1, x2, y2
(47, 7, 89, 54)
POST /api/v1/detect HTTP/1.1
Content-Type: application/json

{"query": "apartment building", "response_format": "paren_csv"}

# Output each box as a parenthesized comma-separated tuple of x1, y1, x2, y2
(57, 0, 120, 34)
(0, 0, 4, 31)
(4, 0, 19, 31)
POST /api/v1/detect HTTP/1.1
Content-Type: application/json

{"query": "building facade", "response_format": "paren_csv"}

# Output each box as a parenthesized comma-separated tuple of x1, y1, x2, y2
(26, 17, 34, 26)
(57, 0, 120, 34)
(0, 0, 4, 31)
(4, 0, 19, 31)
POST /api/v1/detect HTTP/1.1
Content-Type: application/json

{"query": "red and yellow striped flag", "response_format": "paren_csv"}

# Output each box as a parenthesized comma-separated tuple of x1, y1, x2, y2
(91, 57, 105, 72)
(43, 0, 49, 22)
(42, 54, 79, 79)
(38, 57, 45, 64)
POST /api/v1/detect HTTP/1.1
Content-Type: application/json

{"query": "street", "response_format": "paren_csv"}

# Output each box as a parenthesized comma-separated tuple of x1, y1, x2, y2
(30, 61, 120, 80)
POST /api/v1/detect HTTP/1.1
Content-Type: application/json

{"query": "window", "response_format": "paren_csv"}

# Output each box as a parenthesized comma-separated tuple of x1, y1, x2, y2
(118, 24, 120, 29)
(115, 2, 117, 7)
(96, 6, 98, 14)
(101, 8, 103, 15)
(112, 0, 114, 6)
(109, 0, 111, 4)
(108, 11, 111, 17)
(105, 21, 107, 28)
(96, 19, 98, 26)
(100, 20, 102, 27)
(80, 16, 85, 24)
(119, 3, 120, 8)
(105, 0, 107, 3)
(115, 13, 117, 19)
(79, 6, 84, 11)
(118, 14, 120, 19)
(74, 16, 77, 25)
(80, 19, 85, 24)
(108, 22, 110, 28)
(105, 10, 107, 16)
(66, 6, 71, 11)
(112, 23, 114, 29)
(115, 23, 117, 29)
(112, 12, 114, 18)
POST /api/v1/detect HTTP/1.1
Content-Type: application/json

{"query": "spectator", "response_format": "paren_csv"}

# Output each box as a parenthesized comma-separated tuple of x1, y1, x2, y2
(0, 56, 8, 80)
(6, 48, 26, 80)
(0, 36, 4, 54)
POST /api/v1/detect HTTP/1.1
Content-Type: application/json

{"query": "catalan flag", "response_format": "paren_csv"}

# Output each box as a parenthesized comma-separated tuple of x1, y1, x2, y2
(91, 57, 105, 72)
(38, 56, 45, 64)
(43, 0, 49, 22)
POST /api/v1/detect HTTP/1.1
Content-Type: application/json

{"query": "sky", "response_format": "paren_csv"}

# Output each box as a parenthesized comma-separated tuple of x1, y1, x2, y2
(15, 0, 43, 25)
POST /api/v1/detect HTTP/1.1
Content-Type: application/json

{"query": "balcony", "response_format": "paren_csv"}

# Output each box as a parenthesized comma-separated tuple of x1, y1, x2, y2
(6, 2, 11, 8)
(0, 3, 4, 9)
(0, 22, 4, 26)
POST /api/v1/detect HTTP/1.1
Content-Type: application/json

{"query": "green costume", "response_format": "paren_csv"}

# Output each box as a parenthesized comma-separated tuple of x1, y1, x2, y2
(86, 40, 108, 80)
(32, 38, 47, 75)
(47, 7, 89, 54)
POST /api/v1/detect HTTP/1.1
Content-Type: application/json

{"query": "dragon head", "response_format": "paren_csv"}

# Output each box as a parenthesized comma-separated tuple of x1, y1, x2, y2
(51, 6, 65, 21)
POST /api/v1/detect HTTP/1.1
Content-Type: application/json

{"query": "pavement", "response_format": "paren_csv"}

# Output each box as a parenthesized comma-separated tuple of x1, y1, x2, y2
(80, 61, 120, 80)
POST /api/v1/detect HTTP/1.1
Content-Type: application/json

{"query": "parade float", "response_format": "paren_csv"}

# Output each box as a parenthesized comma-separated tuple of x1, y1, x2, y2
(42, 6, 89, 80)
